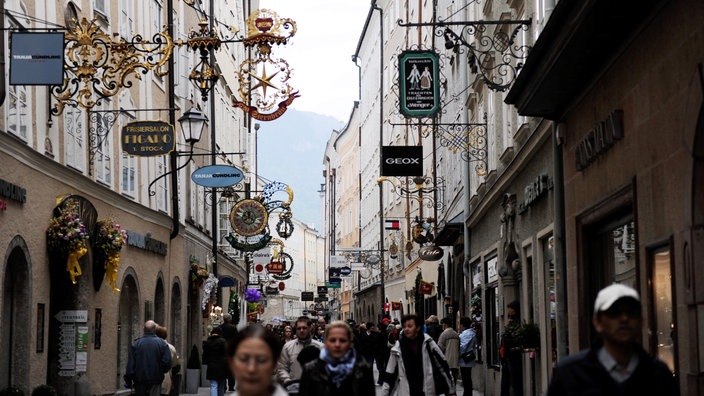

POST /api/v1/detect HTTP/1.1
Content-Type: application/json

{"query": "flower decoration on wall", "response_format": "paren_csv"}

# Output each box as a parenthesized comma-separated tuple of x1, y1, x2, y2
(94, 218, 128, 292)
(46, 201, 90, 284)
(201, 273, 218, 310)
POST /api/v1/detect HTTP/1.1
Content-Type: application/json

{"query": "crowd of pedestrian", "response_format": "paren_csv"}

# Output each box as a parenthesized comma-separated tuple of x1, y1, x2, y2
(125, 282, 681, 396)
(124, 312, 479, 396)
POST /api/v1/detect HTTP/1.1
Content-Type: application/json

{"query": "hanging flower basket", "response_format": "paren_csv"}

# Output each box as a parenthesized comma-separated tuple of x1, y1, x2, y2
(94, 218, 128, 292)
(46, 202, 90, 284)
(244, 288, 262, 303)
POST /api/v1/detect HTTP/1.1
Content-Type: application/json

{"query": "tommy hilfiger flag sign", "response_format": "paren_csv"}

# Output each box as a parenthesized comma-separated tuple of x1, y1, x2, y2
(385, 219, 400, 230)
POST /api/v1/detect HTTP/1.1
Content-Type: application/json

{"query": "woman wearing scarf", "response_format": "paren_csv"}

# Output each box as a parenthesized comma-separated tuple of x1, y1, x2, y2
(299, 320, 375, 395)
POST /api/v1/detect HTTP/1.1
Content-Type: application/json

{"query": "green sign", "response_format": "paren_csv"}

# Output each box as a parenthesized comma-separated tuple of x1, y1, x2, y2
(121, 120, 175, 156)
(326, 282, 341, 289)
(399, 51, 440, 118)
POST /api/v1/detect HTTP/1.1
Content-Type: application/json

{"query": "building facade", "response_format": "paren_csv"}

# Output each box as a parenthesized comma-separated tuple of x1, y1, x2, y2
(0, 0, 259, 394)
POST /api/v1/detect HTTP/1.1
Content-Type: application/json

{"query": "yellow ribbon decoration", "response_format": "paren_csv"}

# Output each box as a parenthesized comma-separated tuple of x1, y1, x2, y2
(66, 246, 87, 284)
(105, 252, 121, 292)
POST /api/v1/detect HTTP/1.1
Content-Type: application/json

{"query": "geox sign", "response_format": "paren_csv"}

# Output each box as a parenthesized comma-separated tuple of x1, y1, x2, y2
(381, 146, 423, 176)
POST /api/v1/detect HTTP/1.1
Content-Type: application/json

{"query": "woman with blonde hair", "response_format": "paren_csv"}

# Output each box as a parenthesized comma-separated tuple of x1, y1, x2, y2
(299, 320, 375, 395)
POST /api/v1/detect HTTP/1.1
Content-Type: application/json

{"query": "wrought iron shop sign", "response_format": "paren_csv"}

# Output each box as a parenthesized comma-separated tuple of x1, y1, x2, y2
(121, 121, 174, 156)
(399, 51, 440, 118)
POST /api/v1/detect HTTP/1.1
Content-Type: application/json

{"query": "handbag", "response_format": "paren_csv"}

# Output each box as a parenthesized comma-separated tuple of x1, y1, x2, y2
(461, 350, 476, 362)
(426, 343, 451, 395)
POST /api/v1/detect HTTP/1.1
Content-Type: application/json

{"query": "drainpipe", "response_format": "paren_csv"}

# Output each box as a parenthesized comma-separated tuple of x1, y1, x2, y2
(0, 0, 5, 106)
(371, 0, 385, 320)
(552, 121, 568, 359)
(168, 0, 179, 239)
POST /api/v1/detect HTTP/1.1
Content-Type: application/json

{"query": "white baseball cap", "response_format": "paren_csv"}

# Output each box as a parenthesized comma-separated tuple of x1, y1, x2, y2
(593, 283, 640, 315)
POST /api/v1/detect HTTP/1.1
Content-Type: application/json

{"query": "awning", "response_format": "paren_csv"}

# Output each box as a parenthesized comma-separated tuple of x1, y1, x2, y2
(434, 212, 464, 246)
(505, 0, 668, 120)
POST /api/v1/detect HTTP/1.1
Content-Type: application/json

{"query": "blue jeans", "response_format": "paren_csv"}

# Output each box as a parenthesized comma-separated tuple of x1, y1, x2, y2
(210, 379, 225, 396)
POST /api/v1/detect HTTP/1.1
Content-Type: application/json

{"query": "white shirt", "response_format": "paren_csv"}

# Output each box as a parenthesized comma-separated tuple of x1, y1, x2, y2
(597, 346, 639, 383)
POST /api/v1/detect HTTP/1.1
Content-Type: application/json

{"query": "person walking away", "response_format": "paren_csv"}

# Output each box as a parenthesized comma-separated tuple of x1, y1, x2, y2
(203, 327, 229, 396)
(381, 314, 456, 396)
(276, 316, 323, 392)
(547, 283, 680, 396)
(155, 326, 179, 396)
(226, 324, 287, 396)
(425, 315, 443, 343)
(124, 320, 173, 396)
(438, 317, 460, 384)
(220, 314, 239, 392)
(299, 320, 375, 396)
(500, 301, 523, 396)
(458, 317, 478, 396)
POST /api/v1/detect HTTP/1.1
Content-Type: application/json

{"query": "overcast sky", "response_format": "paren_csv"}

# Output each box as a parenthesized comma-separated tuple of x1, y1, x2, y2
(258, 1, 370, 123)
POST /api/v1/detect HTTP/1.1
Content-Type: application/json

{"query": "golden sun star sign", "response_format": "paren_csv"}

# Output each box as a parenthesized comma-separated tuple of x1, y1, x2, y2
(247, 63, 280, 98)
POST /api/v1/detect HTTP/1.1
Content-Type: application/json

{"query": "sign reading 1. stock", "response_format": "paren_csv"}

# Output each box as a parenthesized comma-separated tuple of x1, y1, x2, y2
(399, 50, 440, 118)
(121, 121, 175, 156)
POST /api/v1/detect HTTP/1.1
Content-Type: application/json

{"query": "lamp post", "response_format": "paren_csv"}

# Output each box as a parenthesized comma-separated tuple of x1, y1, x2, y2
(147, 107, 208, 198)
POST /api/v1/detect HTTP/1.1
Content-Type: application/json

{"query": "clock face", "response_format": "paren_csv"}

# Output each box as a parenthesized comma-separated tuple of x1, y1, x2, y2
(230, 199, 268, 236)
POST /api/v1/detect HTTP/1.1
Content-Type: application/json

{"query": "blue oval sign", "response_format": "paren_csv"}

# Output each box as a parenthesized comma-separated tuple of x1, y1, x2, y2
(191, 165, 244, 188)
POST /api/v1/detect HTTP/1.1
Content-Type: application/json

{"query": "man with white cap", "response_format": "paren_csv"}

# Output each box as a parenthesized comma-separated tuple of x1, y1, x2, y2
(547, 283, 679, 395)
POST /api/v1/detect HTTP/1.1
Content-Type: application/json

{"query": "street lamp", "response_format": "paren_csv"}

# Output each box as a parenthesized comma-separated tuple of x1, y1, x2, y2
(178, 106, 208, 145)
(147, 107, 208, 196)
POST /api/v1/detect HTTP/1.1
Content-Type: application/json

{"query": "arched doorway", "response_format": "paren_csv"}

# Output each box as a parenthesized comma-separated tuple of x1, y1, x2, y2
(155, 277, 165, 326)
(170, 282, 183, 355)
(116, 273, 139, 388)
(1, 238, 31, 392)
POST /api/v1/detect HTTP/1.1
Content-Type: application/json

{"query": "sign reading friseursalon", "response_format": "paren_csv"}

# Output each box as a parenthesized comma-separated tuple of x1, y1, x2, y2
(399, 51, 440, 118)
(121, 121, 175, 156)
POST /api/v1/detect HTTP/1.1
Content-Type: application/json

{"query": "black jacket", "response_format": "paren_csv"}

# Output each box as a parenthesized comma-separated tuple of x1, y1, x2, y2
(202, 335, 228, 380)
(547, 342, 679, 396)
(298, 355, 376, 396)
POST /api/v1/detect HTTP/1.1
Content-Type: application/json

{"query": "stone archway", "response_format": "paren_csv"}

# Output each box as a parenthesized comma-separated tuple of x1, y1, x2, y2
(0, 237, 31, 392)
(155, 277, 166, 326)
(116, 273, 140, 389)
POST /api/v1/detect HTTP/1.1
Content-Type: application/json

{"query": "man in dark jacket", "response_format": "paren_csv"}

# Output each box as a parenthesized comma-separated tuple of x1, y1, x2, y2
(124, 320, 173, 396)
(202, 327, 228, 396)
(219, 314, 238, 391)
(547, 284, 679, 396)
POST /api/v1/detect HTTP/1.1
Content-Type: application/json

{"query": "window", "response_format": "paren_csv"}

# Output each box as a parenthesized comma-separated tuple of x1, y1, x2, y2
(583, 207, 636, 342)
(94, 102, 112, 185)
(120, 111, 136, 196)
(64, 104, 86, 172)
(156, 158, 168, 212)
(649, 245, 676, 374)
(119, 0, 134, 39)
(6, 19, 30, 141)
(94, 0, 107, 16)
(151, 0, 163, 37)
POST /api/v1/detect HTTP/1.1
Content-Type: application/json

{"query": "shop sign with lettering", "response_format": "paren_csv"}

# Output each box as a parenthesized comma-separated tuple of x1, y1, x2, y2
(191, 165, 244, 188)
(121, 121, 175, 156)
(381, 146, 423, 176)
(399, 51, 440, 118)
